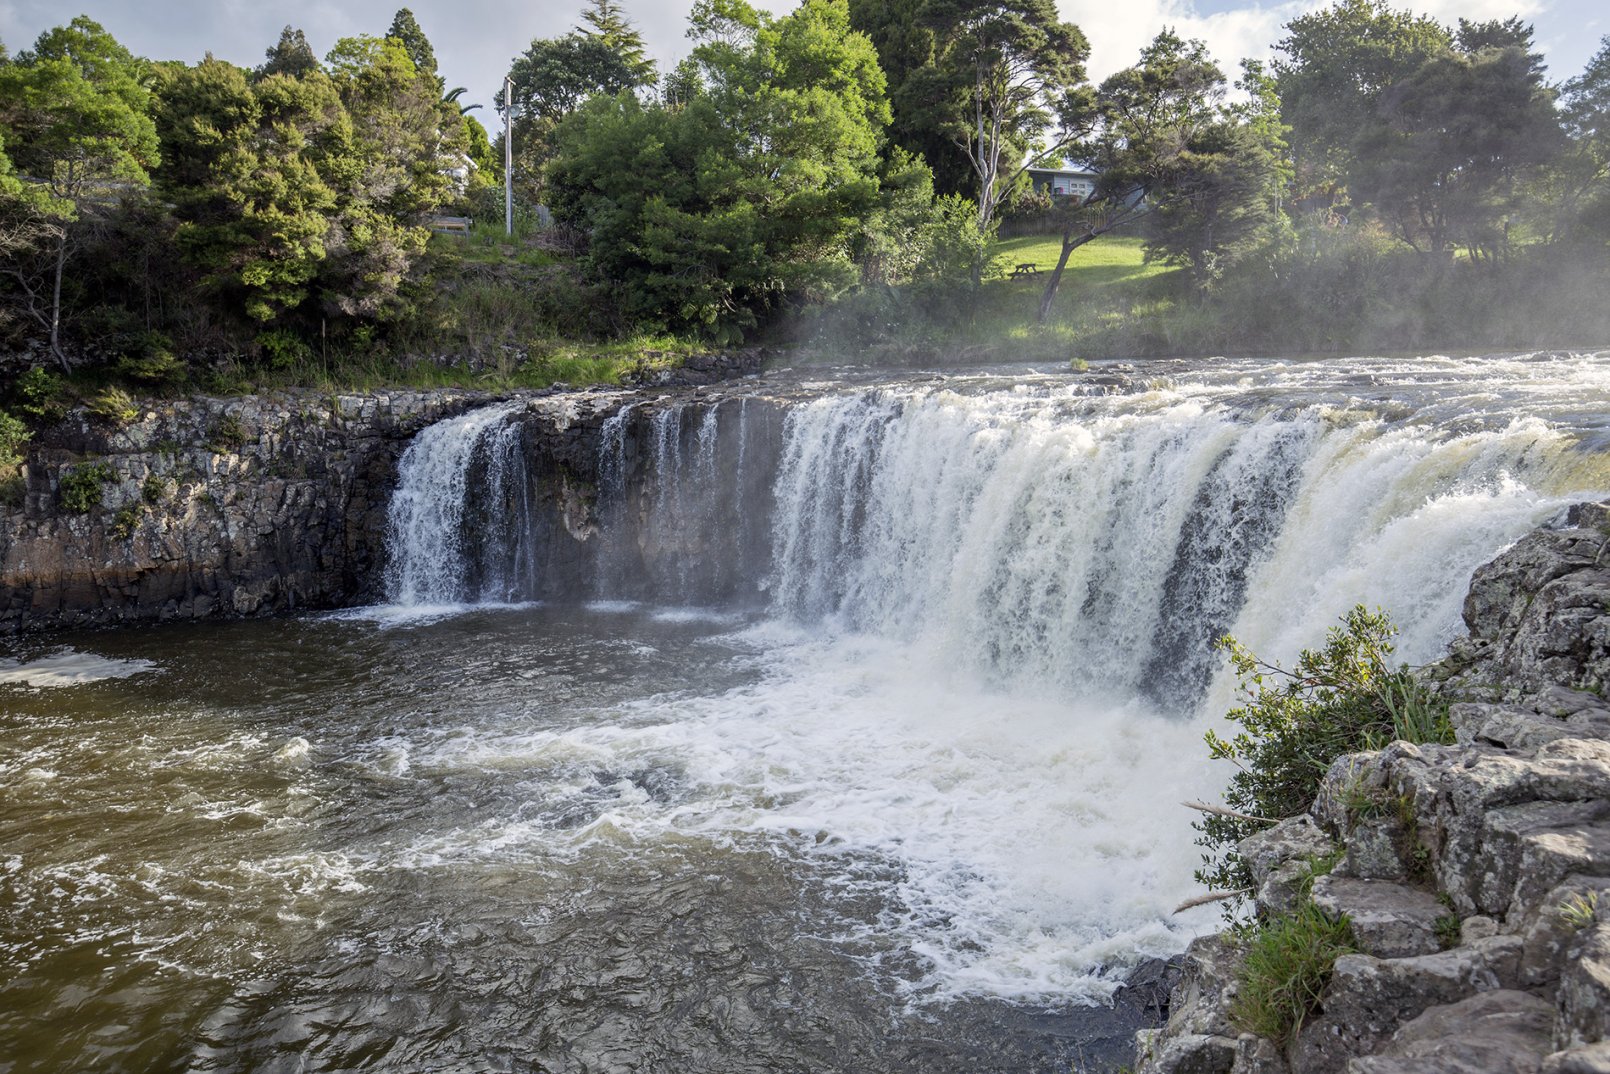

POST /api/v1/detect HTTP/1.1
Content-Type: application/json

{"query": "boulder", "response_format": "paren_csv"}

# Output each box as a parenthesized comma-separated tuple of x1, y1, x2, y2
(1557, 922, 1610, 1050)
(1238, 816, 1337, 917)
(1470, 798, 1610, 924)
(1309, 876, 1447, 959)
(1289, 936, 1523, 1071)
(1161, 935, 1247, 1040)
(1347, 990, 1554, 1074)
(1239, 816, 1336, 889)
(1542, 1042, 1610, 1073)
(1520, 878, 1610, 988)
(1135, 1031, 1236, 1074)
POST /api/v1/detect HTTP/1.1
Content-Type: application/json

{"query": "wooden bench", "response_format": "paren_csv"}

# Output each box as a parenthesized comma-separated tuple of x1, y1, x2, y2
(1010, 261, 1040, 279)
(429, 215, 473, 235)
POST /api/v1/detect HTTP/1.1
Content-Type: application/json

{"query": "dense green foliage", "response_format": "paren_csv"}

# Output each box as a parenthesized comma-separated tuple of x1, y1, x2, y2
(0, 0, 1605, 396)
(547, 0, 901, 337)
(1195, 607, 1452, 898)
(59, 459, 112, 512)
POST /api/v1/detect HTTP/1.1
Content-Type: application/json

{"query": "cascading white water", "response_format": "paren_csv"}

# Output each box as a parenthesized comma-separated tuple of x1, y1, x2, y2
(373, 354, 1610, 1002)
(385, 400, 525, 606)
(762, 360, 1608, 706)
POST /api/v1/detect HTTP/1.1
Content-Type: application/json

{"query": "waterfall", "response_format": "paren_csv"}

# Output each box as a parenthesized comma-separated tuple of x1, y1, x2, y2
(385, 401, 526, 606)
(383, 356, 1609, 709)
(764, 386, 1597, 706)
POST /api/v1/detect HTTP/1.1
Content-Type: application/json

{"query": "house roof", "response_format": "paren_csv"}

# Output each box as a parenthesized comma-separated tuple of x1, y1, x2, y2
(1026, 161, 1098, 179)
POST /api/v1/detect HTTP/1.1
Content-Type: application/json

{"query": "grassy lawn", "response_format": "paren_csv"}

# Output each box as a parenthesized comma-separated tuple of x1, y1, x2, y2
(987, 234, 1175, 292)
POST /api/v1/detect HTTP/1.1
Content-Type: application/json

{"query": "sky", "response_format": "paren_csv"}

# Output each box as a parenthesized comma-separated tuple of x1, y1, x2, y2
(0, 0, 1604, 118)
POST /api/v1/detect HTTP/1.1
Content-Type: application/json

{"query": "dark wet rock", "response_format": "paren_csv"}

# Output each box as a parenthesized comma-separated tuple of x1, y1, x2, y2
(0, 390, 498, 632)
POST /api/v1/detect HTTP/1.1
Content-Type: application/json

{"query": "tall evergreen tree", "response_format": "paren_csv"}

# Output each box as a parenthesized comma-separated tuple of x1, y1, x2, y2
(577, 0, 655, 83)
(258, 26, 319, 79)
(386, 8, 440, 87)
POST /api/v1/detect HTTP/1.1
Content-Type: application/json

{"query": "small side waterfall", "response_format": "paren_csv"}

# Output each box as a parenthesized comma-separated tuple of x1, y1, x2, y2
(385, 401, 527, 605)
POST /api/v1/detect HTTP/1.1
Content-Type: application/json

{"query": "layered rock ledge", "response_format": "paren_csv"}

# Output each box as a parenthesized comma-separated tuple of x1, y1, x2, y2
(0, 391, 500, 630)
(1139, 503, 1610, 1074)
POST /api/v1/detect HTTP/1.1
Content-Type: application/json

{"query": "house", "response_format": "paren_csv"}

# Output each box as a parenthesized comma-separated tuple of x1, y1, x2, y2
(1027, 163, 1098, 200)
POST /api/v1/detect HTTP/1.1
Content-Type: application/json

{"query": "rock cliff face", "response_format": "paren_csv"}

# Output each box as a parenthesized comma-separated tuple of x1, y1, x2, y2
(0, 390, 497, 631)
(1139, 503, 1610, 1074)
(0, 349, 773, 633)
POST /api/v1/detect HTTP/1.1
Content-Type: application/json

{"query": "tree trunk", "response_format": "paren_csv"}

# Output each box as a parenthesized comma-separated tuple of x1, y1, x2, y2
(49, 228, 67, 370)
(1037, 231, 1093, 324)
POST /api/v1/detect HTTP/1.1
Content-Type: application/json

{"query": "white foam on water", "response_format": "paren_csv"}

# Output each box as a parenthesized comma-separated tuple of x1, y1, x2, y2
(0, 649, 156, 688)
(324, 600, 541, 629)
(369, 352, 1610, 1004)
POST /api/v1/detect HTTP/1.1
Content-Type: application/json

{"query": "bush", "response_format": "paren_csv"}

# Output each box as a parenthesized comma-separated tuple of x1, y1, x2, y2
(1195, 607, 1453, 899)
(110, 502, 145, 540)
(60, 461, 114, 513)
(12, 367, 67, 423)
(115, 333, 186, 387)
(0, 410, 30, 469)
(206, 414, 248, 452)
(87, 387, 141, 427)
(256, 329, 314, 370)
(1229, 902, 1357, 1045)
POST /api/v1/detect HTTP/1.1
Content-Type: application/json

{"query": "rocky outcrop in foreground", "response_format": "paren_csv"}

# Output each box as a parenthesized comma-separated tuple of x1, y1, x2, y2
(1138, 502, 1610, 1073)
(0, 391, 496, 630)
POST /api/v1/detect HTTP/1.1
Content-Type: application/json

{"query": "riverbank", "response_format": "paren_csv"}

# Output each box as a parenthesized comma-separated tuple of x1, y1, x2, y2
(1137, 501, 1610, 1073)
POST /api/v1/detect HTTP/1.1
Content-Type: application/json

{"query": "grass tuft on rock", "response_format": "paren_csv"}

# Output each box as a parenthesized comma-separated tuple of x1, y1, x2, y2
(1230, 902, 1357, 1045)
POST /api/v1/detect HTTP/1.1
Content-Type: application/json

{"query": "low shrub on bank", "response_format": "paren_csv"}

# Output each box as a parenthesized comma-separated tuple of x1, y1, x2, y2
(1196, 607, 1453, 900)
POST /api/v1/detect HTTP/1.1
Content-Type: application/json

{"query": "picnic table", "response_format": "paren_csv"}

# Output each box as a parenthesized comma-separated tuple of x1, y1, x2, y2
(1010, 261, 1040, 279)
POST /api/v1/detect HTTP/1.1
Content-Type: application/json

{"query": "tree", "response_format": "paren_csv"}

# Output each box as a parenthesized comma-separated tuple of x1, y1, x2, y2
(1350, 23, 1562, 257)
(1034, 31, 1224, 321)
(323, 35, 465, 318)
(546, 0, 891, 338)
(153, 57, 342, 324)
(258, 26, 319, 79)
(501, 33, 643, 203)
(1144, 61, 1292, 287)
(849, 0, 968, 197)
(917, 0, 1090, 247)
(1273, 0, 1450, 200)
(1541, 36, 1610, 244)
(0, 17, 158, 365)
(577, 0, 656, 84)
(386, 8, 440, 88)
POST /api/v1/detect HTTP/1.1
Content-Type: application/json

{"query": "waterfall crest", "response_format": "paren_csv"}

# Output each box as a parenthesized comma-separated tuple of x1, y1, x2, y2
(382, 356, 1609, 707)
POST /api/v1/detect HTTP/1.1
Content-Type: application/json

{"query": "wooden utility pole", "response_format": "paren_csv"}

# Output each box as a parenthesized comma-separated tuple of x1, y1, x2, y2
(504, 74, 514, 236)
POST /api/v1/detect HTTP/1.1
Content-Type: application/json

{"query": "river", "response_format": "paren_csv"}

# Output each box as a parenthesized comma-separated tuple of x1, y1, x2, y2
(3, 353, 1608, 1072)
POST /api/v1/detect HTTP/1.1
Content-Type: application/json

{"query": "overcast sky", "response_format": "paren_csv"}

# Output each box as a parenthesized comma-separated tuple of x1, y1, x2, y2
(0, 0, 1603, 118)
